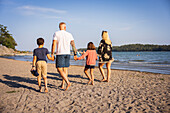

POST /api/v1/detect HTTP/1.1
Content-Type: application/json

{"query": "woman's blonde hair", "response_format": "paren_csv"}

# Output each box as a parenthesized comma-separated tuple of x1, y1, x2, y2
(102, 31, 111, 44)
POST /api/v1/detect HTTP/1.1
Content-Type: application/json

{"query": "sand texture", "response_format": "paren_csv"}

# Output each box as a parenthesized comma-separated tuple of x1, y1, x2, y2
(0, 57, 169, 113)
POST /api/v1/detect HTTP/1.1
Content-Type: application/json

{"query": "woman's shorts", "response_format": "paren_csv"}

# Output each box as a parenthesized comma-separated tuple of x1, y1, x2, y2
(85, 65, 95, 69)
(56, 55, 70, 68)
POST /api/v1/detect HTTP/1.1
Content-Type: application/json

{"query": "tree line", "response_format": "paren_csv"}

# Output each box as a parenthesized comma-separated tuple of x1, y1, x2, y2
(0, 24, 17, 50)
(112, 44, 170, 51)
(78, 44, 170, 51)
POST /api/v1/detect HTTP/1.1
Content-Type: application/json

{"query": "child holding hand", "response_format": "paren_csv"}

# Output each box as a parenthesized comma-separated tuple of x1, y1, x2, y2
(31, 38, 54, 92)
(75, 42, 98, 85)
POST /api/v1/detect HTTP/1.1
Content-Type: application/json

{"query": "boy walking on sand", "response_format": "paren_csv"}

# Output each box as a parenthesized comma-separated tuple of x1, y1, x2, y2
(31, 38, 54, 92)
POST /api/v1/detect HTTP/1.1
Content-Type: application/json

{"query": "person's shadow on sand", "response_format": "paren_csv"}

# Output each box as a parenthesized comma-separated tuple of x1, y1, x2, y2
(48, 72, 86, 85)
(0, 74, 57, 92)
(0, 74, 38, 92)
(0, 73, 101, 92)
(47, 72, 100, 85)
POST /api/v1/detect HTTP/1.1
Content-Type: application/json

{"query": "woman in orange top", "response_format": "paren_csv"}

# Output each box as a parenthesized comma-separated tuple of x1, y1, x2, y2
(75, 42, 98, 85)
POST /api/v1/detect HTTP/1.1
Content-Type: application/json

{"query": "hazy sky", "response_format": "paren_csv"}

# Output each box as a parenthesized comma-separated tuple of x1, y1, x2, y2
(0, 0, 170, 51)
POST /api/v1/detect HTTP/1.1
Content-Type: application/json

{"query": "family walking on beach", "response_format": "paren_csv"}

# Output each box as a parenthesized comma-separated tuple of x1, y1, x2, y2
(31, 22, 114, 92)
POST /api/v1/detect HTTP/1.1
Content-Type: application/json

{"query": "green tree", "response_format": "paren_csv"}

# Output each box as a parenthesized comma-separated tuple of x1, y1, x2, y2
(111, 44, 170, 51)
(0, 24, 17, 49)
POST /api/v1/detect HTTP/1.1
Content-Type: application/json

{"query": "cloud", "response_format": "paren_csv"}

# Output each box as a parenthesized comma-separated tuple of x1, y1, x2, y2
(16, 5, 66, 18)
(17, 5, 66, 14)
(118, 26, 132, 31)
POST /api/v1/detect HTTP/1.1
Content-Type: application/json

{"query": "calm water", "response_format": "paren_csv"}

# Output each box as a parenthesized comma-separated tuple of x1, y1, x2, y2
(2, 52, 170, 74)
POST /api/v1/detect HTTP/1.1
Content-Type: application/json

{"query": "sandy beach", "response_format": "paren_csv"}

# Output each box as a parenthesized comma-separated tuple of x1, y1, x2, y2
(0, 57, 169, 113)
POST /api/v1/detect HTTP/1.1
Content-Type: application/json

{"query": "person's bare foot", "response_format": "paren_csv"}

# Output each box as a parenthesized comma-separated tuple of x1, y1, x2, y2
(100, 79, 107, 82)
(87, 79, 91, 85)
(45, 88, 48, 93)
(61, 86, 64, 89)
(39, 86, 42, 92)
(91, 80, 94, 85)
(59, 85, 65, 89)
(65, 83, 71, 91)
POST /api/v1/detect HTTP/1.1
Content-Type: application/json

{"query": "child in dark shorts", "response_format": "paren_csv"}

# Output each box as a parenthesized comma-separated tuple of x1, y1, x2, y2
(75, 42, 98, 85)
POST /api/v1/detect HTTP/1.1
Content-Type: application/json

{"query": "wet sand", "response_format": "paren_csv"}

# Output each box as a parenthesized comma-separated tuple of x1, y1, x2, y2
(0, 57, 169, 113)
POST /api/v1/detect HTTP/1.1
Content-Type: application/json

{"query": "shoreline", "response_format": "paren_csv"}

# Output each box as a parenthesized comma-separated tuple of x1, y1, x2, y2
(1, 51, 170, 75)
(70, 65, 170, 75)
(71, 65, 170, 76)
(1, 56, 169, 75)
(0, 57, 170, 112)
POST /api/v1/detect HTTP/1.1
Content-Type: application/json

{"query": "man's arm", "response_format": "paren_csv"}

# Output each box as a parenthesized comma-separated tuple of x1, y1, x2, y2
(51, 40, 57, 55)
(70, 40, 77, 56)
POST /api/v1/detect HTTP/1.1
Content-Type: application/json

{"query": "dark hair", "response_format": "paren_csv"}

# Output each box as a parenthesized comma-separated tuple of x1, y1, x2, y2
(37, 38, 44, 45)
(87, 42, 96, 50)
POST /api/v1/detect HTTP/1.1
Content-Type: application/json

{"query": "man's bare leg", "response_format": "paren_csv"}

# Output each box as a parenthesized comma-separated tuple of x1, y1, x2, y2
(57, 67, 71, 91)
(60, 67, 68, 89)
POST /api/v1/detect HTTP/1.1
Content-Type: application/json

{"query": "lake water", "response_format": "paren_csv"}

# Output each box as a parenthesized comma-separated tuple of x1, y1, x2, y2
(1, 52, 170, 74)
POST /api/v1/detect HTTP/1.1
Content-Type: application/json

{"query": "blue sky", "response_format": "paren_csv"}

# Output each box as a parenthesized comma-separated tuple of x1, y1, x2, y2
(0, 0, 170, 51)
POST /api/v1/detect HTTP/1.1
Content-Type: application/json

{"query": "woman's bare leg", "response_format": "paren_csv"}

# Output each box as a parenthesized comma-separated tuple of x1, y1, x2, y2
(98, 63, 106, 81)
(106, 62, 112, 82)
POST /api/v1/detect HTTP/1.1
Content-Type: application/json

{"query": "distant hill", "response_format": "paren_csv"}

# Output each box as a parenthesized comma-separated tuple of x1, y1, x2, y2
(112, 44, 170, 51)
(77, 44, 170, 52)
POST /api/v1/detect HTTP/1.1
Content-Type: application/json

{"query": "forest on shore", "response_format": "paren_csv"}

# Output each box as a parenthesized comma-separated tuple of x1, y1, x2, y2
(78, 44, 170, 52)
(112, 44, 170, 51)
(0, 24, 17, 50)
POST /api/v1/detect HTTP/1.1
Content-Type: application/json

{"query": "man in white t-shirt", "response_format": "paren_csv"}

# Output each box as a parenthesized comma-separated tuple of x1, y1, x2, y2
(51, 22, 77, 91)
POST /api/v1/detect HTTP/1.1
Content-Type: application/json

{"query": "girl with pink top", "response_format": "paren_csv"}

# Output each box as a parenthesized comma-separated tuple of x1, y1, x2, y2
(75, 42, 98, 85)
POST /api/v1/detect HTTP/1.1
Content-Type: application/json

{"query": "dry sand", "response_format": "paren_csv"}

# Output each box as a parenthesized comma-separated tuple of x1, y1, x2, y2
(0, 57, 169, 113)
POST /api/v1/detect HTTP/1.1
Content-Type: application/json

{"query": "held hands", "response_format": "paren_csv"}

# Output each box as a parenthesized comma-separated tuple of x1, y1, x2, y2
(51, 54, 55, 61)
(74, 55, 78, 61)
(47, 54, 55, 61)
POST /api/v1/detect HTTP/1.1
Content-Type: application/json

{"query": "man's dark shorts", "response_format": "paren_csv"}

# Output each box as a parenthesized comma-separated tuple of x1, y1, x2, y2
(56, 55, 70, 68)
